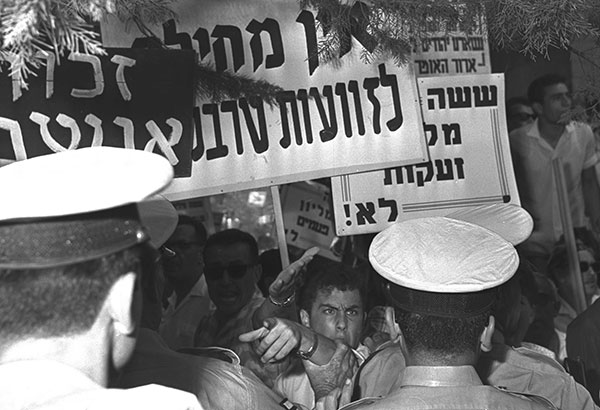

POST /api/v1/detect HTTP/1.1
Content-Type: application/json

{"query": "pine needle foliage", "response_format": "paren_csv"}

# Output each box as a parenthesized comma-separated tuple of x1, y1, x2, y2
(3, 0, 600, 104)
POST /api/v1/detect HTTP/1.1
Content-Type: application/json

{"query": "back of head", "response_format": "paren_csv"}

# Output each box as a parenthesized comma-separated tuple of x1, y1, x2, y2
(527, 73, 567, 105)
(0, 244, 148, 344)
(368, 204, 532, 365)
(0, 147, 173, 349)
(394, 308, 490, 364)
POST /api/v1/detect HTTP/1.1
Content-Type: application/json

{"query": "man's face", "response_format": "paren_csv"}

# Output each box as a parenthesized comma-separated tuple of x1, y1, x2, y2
(163, 224, 204, 283)
(302, 288, 365, 349)
(204, 242, 260, 316)
(579, 249, 599, 299)
(535, 83, 572, 125)
(507, 103, 535, 132)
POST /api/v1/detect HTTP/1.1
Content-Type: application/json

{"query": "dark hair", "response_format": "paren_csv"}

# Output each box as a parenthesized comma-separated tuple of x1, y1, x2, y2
(395, 309, 489, 360)
(506, 96, 531, 110)
(299, 257, 366, 312)
(203, 229, 259, 263)
(177, 214, 207, 245)
(527, 74, 568, 105)
(548, 228, 599, 282)
(0, 244, 149, 343)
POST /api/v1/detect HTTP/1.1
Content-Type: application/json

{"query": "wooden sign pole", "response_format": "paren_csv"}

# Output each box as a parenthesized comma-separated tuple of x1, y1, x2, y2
(270, 185, 290, 268)
(553, 158, 588, 314)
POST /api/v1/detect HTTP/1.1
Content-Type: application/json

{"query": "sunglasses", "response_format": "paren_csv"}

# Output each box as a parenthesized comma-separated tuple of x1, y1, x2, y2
(159, 245, 177, 260)
(580, 261, 600, 272)
(204, 264, 255, 280)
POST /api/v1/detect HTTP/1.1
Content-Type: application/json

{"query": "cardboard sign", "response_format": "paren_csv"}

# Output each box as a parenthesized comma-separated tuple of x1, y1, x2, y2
(0, 48, 195, 177)
(101, 0, 428, 199)
(331, 74, 520, 235)
(413, 32, 491, 77)
(281, 182, 340, 261)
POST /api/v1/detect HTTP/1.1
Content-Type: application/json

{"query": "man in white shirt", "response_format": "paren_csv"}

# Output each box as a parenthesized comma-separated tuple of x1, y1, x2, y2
(510, 73, 600, 274)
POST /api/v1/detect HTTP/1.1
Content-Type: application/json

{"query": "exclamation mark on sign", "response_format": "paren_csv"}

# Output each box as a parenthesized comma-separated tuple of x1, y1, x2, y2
(344, 204, 352, 226)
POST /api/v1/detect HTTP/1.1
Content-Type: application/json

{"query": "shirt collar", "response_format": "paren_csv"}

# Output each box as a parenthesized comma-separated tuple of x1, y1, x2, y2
(400, 365, 482, 387)
(526, 118, 575, 140)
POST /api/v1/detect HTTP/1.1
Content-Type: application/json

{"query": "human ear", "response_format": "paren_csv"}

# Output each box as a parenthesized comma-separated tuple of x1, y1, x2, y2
(384, 306, 401, 343)
(299, 309, 311, 328)
(479, 315, 495, 353)
(107, 272, 138, 336)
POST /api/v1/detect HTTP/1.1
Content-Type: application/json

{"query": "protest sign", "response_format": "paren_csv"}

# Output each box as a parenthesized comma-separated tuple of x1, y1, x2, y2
(0, 48, 195, 176)
(331, 73, 520, 235)
(413, 32, 490, 77)
(101, 0, 428, 199)
(281, 182, 340, 261)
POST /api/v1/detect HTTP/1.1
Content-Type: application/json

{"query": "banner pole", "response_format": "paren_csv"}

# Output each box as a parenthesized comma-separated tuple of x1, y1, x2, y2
(271, 185, 290, 268)
(552, 157, 587, 314)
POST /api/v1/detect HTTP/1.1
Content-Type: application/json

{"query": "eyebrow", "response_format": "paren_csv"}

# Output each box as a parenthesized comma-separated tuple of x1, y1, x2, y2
(319, 303, 361, 310)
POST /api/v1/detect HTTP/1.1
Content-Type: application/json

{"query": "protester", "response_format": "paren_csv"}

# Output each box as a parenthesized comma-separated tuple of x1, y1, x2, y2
(272, 258, 368, 410)
(193, 229, 318, 386)
(346, 211, 551, 409)
(506, 96, 536, 132)
(567, 298, 600, 405)
(510, 73, 600, 275)
(159, 215, 213, 350)
(115, 197, 295, 410)
(0, 147, 201, 410)
(547, 231, 600, 362)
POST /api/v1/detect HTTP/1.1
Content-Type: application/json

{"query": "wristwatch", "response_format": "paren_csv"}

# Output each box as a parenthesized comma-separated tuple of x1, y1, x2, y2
(296, 331, 319, 360)
(269, 292, 295, 307)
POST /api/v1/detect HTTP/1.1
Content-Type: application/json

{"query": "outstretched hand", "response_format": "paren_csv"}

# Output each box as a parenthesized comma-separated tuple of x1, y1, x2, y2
(269, 247, 319, 304)
(239, 317, 307, 363)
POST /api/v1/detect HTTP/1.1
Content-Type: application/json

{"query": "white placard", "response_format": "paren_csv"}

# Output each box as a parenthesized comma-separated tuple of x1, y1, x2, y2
(413, 32, 491, 77)
(281, 182, 340, 261)
(101, 0, 428, 199)
(331, 73, 520, 235)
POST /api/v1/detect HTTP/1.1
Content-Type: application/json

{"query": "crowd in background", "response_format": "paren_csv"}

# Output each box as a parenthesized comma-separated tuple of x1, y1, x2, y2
(3, 72, 600, 410)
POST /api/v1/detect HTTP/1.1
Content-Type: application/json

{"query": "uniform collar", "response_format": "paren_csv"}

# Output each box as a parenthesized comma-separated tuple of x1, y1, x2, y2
(400, 365, 482, 387)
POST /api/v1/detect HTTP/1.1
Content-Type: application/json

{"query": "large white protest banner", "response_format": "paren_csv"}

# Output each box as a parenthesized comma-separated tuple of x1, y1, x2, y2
(101, 0, 428, 200)
(331, 73, 520, 235)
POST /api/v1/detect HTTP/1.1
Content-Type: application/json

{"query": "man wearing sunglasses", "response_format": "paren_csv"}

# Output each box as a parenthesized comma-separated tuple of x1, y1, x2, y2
(193, 229, 317, 387)
(506, 96, 536, 133)
(159, 215, 213, 350)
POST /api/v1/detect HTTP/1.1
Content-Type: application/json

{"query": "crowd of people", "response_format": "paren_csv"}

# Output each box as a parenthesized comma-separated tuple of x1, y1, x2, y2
(2, 72, 600, 409)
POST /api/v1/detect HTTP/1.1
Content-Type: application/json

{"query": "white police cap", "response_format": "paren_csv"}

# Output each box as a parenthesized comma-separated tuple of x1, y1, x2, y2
(0, 147, 174, 268)
(368, 204, 532, 317)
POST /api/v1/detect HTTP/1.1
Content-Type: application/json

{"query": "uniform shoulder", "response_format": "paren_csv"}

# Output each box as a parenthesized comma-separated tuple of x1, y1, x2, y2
(485, 343, 565, 373)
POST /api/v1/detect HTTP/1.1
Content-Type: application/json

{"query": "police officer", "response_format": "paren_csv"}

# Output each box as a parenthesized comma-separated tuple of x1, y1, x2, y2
(0, 147, 201, 410)
(345, 206, 555, 410)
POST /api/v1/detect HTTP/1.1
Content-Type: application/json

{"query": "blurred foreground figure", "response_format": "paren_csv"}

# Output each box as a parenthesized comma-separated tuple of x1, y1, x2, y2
(0, 148, 201, 410)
